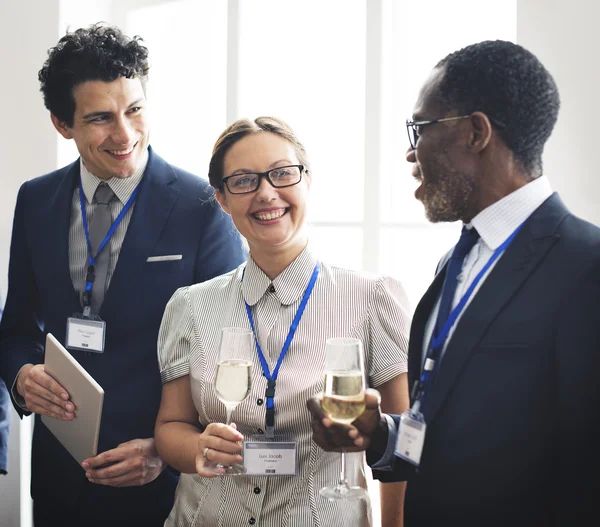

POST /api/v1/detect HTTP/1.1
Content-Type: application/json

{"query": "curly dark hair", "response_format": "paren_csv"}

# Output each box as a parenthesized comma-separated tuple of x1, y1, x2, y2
(436, 40, 560, 176)
(38, 23, 149, 127)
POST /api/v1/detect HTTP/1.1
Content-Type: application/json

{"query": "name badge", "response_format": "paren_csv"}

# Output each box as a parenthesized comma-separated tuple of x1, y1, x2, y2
(66, 316, 106, 353)
(243, 438, 298, 476)
(394, 410, 426, 467)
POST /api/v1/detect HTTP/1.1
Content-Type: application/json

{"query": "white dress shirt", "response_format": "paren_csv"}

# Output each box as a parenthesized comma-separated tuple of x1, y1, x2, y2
(375, 176, 553, 469)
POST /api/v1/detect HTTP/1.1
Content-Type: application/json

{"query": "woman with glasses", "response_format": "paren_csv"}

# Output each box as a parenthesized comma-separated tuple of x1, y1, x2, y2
(154, 116, 410, 526)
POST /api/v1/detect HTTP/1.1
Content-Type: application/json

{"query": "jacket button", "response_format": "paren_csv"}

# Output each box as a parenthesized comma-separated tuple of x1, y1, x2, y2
(257, 398, 263, 406)
(254, 487, 261, 494)
(257, 428, 264, 434)
(249, 518, 256, 525)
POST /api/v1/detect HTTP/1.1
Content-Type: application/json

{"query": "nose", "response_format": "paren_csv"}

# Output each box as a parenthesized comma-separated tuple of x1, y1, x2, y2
(406, 145, 416, 163)
(111, 115, 135, 145)
(254, 174, 277, 201)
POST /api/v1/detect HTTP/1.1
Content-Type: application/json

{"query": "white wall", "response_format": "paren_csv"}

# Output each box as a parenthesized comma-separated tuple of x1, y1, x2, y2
(0, 2, 60, 525)
(0, 1, 599, 525)
(518, 0, 600, 226)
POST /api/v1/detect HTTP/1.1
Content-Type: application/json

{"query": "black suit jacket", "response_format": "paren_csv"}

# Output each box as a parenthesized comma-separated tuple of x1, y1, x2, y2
(372, 194, 600, 526)
(0, 148, 246, 526)
(0, 296, 8, 476)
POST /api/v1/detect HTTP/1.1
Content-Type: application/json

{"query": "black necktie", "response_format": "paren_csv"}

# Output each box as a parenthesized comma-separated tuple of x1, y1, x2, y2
(435, 226, 480, 337)
(88, 184, 115, 314)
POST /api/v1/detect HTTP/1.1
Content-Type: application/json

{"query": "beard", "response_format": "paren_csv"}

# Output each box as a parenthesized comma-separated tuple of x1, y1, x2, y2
(418, 164, 477, 223)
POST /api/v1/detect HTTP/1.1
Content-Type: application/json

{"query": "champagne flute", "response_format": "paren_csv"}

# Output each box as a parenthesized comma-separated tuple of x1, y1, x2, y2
(319, 337, 368, 500)
(213, 327, 253, 476)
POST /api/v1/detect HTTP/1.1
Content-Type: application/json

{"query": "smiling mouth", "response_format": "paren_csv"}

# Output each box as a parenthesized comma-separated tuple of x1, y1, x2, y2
(252, 208, 288, 221)
(106, 143, 137, 156)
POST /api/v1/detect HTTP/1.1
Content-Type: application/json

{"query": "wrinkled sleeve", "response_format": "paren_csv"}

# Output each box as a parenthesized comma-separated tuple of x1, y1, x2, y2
(157, 287, 194, 384)
(366, 275, 412, 387)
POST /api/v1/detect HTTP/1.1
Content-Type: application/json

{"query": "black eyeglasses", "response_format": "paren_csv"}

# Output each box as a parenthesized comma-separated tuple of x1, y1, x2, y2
(405, 114, 506, 150)
(220, 165, 305, 194)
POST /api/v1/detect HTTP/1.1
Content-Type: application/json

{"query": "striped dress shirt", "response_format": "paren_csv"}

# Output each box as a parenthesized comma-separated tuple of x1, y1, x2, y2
(158, 247, 410, 527)
(69, 153, 148, 300)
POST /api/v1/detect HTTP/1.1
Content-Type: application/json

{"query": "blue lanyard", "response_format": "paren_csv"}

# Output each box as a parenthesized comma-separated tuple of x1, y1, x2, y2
(244, 262, 320, 437)
(78, 178, 140, 312)
(412, 223, 524, 412)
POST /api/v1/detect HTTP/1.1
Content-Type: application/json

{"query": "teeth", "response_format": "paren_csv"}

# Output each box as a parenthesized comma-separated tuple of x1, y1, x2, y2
(255, 209, 285, 221)
(108, 146, 134, 156)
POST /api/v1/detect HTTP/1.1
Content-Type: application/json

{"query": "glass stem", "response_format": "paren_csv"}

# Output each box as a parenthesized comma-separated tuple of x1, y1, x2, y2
(225, 405, 234, 426)
(339, 448, 348, 488)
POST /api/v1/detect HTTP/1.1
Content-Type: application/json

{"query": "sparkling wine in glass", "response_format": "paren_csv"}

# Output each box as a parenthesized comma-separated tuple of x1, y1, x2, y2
(213, 327, 253, 476)
(319, 337, 368, 500)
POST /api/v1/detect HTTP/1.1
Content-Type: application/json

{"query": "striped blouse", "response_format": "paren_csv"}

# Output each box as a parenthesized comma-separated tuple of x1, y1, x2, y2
(157, 247, 410, 527)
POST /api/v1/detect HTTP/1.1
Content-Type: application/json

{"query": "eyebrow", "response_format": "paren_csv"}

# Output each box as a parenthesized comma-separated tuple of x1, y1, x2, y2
(82, 98, 146, 120)
(229, 159, 294, 175)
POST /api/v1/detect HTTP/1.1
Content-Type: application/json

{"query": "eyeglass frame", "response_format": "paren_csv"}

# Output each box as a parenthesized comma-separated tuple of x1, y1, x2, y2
(219, 164, 305, 194)
(405, 113, 506, 150)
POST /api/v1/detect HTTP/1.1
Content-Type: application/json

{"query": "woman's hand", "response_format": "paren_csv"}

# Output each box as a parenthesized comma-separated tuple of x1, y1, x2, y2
(195, 422, 245, 477)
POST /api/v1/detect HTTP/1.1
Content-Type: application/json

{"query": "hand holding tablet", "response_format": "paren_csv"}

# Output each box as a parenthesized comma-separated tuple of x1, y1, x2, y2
(41, 333, 104, 464)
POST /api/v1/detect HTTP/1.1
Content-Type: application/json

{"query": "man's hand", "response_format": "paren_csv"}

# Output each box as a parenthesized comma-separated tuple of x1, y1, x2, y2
(16, 364, 74, 420)
(307, 388, 384, 452)
(82, 438, 166, 487)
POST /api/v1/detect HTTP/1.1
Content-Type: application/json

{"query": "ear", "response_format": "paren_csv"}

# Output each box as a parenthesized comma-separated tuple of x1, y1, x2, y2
(215, 188, 231, 215)
(304, 168, 312, 189)
(50, 114, 74, 140)
(468, 112, 493, 153)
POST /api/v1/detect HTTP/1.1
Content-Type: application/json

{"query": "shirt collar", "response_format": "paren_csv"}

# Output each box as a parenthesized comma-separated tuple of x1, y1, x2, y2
(469, 175, 553, 250)
(79, 148, 149, 204)
(242, 246, 319, 306)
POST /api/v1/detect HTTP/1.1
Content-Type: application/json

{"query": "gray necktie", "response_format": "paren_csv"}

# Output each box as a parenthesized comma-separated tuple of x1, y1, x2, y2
(88, 183, 115, 314)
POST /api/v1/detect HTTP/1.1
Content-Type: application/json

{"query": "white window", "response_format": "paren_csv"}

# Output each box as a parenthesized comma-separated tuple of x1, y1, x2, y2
(56, 2, 517, 524)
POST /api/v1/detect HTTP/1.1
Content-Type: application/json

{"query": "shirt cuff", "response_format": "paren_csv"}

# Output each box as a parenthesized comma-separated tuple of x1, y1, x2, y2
(11, 366, 30, 413)
(369, 413, 397, 470)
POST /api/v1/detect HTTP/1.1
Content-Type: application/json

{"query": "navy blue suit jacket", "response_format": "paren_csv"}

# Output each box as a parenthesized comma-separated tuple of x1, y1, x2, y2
(372, 194, 600, 526)
(0, 148, 246, 525)
(0, 295, 8, 476)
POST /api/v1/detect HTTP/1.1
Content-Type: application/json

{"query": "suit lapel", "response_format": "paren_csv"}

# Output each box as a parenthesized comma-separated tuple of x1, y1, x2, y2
(420, 194, 568, 422)
(41, 161, 81, 311)
(99, 149, 180, 318)
(408, 268, 445, 391)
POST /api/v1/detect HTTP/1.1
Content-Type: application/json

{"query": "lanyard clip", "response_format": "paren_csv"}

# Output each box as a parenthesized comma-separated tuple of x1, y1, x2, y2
(265, 407, 275, 439)
(265, 380, 276, 398)
(411, 380, 422, 401)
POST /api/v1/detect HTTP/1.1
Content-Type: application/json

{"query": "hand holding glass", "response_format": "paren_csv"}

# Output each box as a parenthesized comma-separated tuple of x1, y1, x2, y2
(320, 337, 368, 500)
(212, 327, 253, 476)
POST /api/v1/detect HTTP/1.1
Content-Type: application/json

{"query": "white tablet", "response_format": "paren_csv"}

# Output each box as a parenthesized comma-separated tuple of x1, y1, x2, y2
(41, 333, 104, 464)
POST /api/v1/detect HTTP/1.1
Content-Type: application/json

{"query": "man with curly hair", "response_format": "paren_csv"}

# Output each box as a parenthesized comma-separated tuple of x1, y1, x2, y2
(309, 40, 600, 526)
(0, 23, 245, 526)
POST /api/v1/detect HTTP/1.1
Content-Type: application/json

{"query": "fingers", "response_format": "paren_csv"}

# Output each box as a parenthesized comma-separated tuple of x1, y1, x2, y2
(83, 439, 164, 487)
(18, 364, 74, 420)
(306, 394, 327, 420)
(307, 390, 382, 453)
(86, 458, 150, 487)
(83, 448, 122, 470)
(363, 388, 382, 409)
(195, 446, 243, 477)
(204, 422, 244, 442)
(201, 423, 244, 456)
(194, 424, 244, 477)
